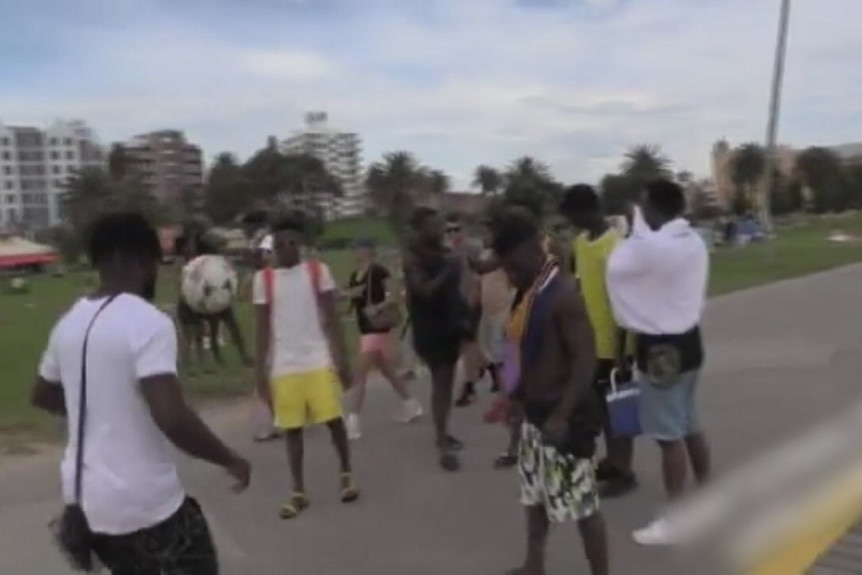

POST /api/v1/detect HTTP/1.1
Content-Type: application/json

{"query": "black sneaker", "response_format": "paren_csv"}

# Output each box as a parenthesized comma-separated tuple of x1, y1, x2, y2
(599, 472, 638, 499)
(595, 459, 616, 482)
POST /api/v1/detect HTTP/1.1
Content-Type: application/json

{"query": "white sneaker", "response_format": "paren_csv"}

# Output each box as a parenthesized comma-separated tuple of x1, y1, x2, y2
(346, 414, 362, 440)
(632, 518, 675, 546)
(394, 398, 424, 423)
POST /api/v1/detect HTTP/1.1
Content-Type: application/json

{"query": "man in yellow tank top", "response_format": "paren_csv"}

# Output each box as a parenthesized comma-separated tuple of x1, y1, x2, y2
(561, 184, 638, 499)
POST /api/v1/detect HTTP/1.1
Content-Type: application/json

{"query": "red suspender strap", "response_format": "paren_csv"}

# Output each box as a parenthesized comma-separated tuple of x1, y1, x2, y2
(263, 266, 275, 306)
(307, 259, 322, 294)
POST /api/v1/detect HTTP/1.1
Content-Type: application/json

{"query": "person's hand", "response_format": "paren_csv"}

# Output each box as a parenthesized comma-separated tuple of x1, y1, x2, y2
(542, 411, 569, 448)
(335, 360, 353, 391)
(612, 362, 633, 385)
(256, 375, 273, 412)
(225, 453, 251, 493)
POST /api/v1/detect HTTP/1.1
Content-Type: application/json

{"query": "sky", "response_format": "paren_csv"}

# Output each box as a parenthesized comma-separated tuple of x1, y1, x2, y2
(1, 0, 861, 189)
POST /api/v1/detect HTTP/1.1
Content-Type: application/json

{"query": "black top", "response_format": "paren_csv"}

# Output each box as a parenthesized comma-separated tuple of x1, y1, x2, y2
(349, 263, 391, 334)
(406, 255, 467, 347)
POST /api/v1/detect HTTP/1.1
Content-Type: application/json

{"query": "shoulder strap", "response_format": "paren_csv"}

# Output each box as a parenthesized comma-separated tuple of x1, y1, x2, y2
(263, 267, 275, 305)
(74, 295, 118, 505)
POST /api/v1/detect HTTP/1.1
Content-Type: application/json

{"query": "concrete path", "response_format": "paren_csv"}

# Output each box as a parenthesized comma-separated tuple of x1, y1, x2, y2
(2, 264, 862, 574)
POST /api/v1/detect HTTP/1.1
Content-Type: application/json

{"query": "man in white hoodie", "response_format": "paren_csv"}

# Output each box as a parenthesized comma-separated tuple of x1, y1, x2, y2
(606, 179, 712, 546)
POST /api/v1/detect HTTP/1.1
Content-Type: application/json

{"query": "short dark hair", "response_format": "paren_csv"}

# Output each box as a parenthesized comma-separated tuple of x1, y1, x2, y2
(87, 211, 162, 267)
(645, 179, 686, 218)
(269, 210, 306, 234)
(409, 206, 439, 229)
(560, 184, 599, 215)
(488, 205, 540, 256)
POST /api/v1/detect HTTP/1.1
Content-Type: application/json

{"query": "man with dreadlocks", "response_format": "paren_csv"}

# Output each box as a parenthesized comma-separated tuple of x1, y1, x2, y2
(489, 205, 609, 575)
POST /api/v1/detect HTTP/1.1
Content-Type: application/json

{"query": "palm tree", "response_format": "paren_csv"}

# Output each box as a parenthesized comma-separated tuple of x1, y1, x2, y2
(502, 156, 559, 218)
(795, 147, 844, 212)
(504, 156, 552, 188)
(599, 173, 638, 216)
(285, 154, 343, 220)
(365, 151, 426, 236)
(107, 143, 130, 182)
(61, 167, 113, 229)
(473, 165, 502, 195)
(61, 167, 162, 229)
(205, 152, 248, 224)
(423, 169, 451, 198)
(730, 143, 766, 214)
(621, 144, 672, 184)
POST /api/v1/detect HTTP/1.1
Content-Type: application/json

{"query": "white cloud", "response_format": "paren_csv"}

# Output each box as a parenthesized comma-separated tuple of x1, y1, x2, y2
(242, 50, 337, 80)
(2, 0, 861, 189)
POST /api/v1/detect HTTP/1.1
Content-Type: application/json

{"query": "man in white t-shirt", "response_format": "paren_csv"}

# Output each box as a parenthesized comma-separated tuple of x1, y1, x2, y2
(253, 213, 358, 520)
(606, 180, 711, 546)
(31, 212, 250, 575)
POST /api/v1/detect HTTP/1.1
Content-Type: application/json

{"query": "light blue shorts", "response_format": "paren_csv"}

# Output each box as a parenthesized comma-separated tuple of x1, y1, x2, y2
(638, 370, 701, 442)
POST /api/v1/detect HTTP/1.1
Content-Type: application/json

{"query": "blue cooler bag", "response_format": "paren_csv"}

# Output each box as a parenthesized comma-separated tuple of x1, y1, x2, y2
(606, 369, 641, 437)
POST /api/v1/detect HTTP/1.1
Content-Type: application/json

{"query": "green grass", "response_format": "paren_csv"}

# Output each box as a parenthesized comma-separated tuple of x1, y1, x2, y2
(320, 216, 397, 245)
(3, 213, 862, 436)
(709, 214, 862, 295)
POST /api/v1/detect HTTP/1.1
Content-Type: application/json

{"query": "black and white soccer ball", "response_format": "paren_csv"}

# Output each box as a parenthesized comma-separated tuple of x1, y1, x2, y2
(181, 255, 238, 314)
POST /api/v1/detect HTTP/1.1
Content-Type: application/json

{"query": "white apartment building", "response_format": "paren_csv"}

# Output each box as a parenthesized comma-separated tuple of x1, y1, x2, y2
(0, 120, 103, 230)
(281, 112, 365, 219)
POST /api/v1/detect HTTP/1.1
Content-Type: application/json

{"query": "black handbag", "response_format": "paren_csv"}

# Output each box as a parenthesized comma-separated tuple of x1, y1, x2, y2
(53, 295, 116, 572)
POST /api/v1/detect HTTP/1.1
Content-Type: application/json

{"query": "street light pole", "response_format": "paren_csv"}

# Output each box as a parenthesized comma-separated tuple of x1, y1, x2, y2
(760, 0, 792, 235)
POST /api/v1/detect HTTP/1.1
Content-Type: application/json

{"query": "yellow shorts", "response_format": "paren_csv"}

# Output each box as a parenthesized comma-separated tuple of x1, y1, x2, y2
(271, 368, 344, 430)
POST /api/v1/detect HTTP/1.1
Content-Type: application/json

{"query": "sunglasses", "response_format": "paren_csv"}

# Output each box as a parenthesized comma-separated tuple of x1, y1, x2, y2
(445, 226, 461, 233)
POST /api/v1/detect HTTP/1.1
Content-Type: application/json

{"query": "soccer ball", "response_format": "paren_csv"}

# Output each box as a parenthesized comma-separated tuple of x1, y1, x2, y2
(181, 255, 238, 315)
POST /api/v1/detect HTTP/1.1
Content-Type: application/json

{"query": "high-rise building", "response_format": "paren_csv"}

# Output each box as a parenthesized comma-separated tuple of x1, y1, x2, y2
(121, 130, 204, 203)
(0, 120, 103, 229)
(281, 112, 365, 218)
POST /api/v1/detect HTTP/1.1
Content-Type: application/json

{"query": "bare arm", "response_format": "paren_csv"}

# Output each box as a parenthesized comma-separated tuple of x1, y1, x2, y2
(32, 330, 65, 416)
(140, 374, 238, 469)
(403, 253, 452, 299)
(254, 303, 271, 402)
(31, 378, 66, 416)
(552, 285, 598, 420)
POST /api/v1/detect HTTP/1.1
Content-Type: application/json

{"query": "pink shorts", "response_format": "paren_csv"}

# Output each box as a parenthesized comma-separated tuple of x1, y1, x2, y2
(359, 332, 392, 355)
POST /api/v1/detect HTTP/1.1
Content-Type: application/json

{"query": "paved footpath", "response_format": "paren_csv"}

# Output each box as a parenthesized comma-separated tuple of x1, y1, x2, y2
(3, 264, 862, 574)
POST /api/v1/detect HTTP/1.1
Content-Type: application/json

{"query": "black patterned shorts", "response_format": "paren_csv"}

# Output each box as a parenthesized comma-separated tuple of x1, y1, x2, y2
(518, 423, 600, 523)
(92, 498, 218, 575)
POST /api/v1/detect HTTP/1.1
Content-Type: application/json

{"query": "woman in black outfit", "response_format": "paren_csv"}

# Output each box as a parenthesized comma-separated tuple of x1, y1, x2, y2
(403, 208, 472, 471)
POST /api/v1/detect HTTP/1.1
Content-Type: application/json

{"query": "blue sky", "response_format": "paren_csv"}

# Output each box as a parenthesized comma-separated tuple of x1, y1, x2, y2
(2, 0, 861, 188)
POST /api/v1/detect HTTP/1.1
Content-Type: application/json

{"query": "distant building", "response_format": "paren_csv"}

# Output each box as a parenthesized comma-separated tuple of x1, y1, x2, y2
(711, 140, 862, 211)
(0, 119, 103, 229)
(121, 130, 204, 203)
(281, 112, 365, 219)
(830, 143, 862, 166)
(430, 191, 488, 217)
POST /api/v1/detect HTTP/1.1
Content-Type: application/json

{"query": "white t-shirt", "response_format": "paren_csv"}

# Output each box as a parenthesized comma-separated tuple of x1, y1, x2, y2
(252, 262, 337, 377)
(38, 294, 186, 536)
(606, 207, 709, 335)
